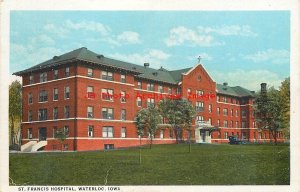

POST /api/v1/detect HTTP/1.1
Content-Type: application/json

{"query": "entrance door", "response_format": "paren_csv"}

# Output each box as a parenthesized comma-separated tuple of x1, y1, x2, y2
(200, 130, 206, 142)
(39, 127, 47, 141)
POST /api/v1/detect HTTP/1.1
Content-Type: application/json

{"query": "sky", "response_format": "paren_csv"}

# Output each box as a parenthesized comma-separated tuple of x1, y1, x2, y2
(10, 11, 290, 91)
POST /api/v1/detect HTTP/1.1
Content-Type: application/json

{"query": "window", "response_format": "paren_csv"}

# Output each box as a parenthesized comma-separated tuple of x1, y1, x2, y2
(168, 87, 172, 94)
(54, 70, 58, 79)
(242, 121, 246, 128)
(158, 85, 164, 93)
(136, 97, 142, 107)
(102, 126, 114, 138)
(88, 125, 94, 137)
(160, 130, 164, 139)
(231, 109, 233, 116)
(137, 81, 142, 89)
(252, 121, 256, 128)
(236, 110, 239, 117)
(121, 109, 126, 120)
(38, 109, 47, 121)
(224, 120, 228, 128)
(102, 71, 113, 81)
(197, 75, 201, 81)
(242, 110, 246, 118)
(86, 86, 95, 99)
(121, 74, 126, 83)
(63, 144, 68, 150)
(208, 118, 212, 125)
(53, 126, 57, 138)
(120, 91, 126, 103)
(53, 107, 58, 119)
(224, 132, 228, 139)
(176, 87, 181, 94)
(64, 86, 70, 99)
(170, 129, 173, 138)
(65, 67, 70, 77)
(147, 98, 155, 107)
(121, 127, 126, 138)
(28, 128, 32, 139)
(87, 106, 94, 118)
(147, 83, 154, 91)
(196, 102, 204, 112)
(217, 107, 220, 115)
(259, 132, 262, 139)
(242, 132, 247, 139)
(102, 88, 114, 101)
(217, 119, 220, 126)
(231, 121, 233, 128)
(40, 72, 47, 82)
(102, 108, 114, 119)
(29, 75, 34, 84)
(208, 104, 212, 113)
(53, 88, 58, 101)
(39, 90, 48, 102)
(231, 132, 234, 136)
(28, 110, 33, 122)
(224, 96, 227, 103)
(196, 116, 204, 121)
(28, 93, 33, 104)
(217, 96, 220, 102)
(237, 132, 240, 139)
(236, 121, 239, 128)
(232, 98, 235, 104)
(196, 90, 204, 96)
(223, 108, 228, 116)
(254, 132, 256, 139)
(63, 126, 69, 135)
(87, 68, 93, 77)
(64, 106, 70, 118)
(187, 88, 191, 95)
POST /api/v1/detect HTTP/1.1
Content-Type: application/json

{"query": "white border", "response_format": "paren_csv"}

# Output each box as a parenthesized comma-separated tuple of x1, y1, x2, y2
(1, 0, 299, 192)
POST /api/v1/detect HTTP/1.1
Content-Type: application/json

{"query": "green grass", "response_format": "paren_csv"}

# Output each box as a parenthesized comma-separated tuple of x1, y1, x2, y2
(9, 143, 290, 185)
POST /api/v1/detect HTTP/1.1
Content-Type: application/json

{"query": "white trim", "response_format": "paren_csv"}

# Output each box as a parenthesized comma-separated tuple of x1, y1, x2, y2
(134, 88, 170, 95)
(77, 75, 134, 86)
(183, 64, 200, 76)
(22, 137, 176, 141)
(217, 101, 253, 107)
(76, 118, 136, 123)
(23, 76, 76, 87)
(219, 127, 257, 130)
(22, 118, 75, 124)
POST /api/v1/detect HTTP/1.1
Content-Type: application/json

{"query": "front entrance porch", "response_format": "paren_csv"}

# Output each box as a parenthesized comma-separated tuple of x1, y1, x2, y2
(195, 121, 220, 144)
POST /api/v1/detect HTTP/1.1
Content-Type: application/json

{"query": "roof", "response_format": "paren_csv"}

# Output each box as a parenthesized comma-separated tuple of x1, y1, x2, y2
(217, 84, 255, 97)
(13, 47, 191, 85)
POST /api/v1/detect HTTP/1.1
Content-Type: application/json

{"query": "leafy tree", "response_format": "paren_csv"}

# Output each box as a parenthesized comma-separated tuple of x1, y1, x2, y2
(54, 127, 69, 151)
(135, 106, 161, 149)
(9, 80, 22, 147)
(180, 99, 196, 152)
(255, 86, 284, 145)
(158, 98, 196, 149)
(279, 77, 290, 139)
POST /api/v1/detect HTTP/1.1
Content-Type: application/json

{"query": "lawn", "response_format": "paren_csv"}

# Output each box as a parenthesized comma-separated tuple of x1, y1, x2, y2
(9, 143, 290, 185)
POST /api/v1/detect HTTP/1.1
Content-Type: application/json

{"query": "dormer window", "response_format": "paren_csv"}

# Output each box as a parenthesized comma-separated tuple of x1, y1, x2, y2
(65, 67, 70, 77)
(121, 74, 126, 83)
(29, 75, 34, 84)
(87, 68, 93, 77)
(40, 72, 47, 83)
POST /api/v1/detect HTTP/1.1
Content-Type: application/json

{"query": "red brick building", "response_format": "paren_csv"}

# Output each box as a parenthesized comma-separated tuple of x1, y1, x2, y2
(14, 47, 284, 151)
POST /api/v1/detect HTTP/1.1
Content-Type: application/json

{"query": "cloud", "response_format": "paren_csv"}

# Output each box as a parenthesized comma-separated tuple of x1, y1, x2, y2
(117, 31, 141, 44)
(243, 49, 290, 65)
(11, 43, 63, 70)
(108, 49, 171, 69)
(30, 34, 55, 46)
(44, 23, 69, 37)
(65, 20, 111, 36)
(165, 26, 221, 47)
(198, 25, 257, 37)
(211, 69, 283, 91)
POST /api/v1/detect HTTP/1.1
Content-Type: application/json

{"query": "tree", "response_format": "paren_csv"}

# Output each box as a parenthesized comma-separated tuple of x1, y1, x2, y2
(135, 106, 161, 149)
(255, 86, 284, 145)
(279, 77, 290, 139)
(158, 98, 196, 149)
(54, 127, 69, 151)
(9, 80, 22, 147)
(179, 99, 196, 152)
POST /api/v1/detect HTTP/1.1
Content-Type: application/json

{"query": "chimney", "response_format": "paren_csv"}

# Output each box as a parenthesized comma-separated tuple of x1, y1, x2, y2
(144, 63, 149, 68)
(261, 83, 267, 94)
